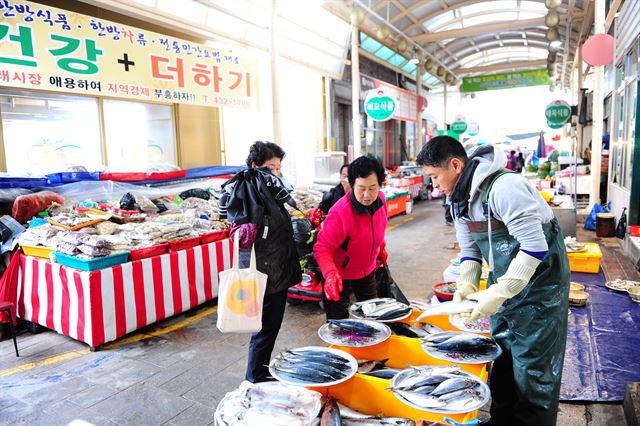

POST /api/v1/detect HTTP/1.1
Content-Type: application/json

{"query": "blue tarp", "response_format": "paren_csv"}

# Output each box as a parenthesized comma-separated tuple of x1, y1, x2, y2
(560, 271, 640, 402)
(0, 166, 245, 189)
(185, 165, 245, 179)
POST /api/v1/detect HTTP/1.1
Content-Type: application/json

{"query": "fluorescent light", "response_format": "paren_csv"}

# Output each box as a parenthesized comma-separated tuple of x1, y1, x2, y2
(409, 57, 419, 65)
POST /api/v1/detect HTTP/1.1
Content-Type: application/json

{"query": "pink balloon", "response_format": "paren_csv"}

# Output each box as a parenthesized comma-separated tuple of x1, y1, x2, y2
(582, 34, 614, 66)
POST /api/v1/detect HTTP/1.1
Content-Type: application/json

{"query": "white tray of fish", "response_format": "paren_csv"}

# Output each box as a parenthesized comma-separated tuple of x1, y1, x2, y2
(448, 313, 491, 334)
(349, 297, 412, 322)
(420, 331, 502, 364)
(318, 319, 391, 347)
(214, 380, 322, 426)
(268, 346, 358, 387)
(415, 300, 477, 321)
(389, 366, 490, 414)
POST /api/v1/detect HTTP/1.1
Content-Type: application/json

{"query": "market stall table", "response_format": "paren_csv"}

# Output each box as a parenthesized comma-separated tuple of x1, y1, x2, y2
(15, 239, 232, 349)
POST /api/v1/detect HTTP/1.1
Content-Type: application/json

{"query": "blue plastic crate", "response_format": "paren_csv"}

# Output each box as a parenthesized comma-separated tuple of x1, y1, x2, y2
(54, 251, 129, 271)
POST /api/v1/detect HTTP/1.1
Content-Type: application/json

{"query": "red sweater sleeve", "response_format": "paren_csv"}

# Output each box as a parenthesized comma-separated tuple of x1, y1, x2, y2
(313, 208, 347, 277)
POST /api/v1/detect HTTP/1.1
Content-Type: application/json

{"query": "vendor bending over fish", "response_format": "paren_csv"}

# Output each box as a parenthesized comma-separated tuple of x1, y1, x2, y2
(314, 155, 389, 320)
(417, 136, 570, 426)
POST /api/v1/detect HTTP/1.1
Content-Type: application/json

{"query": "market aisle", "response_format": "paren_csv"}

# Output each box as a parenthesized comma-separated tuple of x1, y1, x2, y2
(0, 199, 626, 425)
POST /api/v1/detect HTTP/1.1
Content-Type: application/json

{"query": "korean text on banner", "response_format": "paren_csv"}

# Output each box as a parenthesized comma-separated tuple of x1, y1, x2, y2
(0, 0, 259, 109)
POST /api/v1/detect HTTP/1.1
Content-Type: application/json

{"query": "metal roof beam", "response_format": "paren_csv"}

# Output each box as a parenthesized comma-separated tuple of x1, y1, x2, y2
(411, 17, 559, 43)
(454, 59, 548, 75)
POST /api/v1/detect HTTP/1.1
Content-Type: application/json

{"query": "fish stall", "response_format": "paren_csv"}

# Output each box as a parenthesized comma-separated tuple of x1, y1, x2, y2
(215, 298, 498, 425)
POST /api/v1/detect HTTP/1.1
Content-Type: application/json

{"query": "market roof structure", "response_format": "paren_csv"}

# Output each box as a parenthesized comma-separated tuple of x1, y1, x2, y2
(324, 0, 595, 90)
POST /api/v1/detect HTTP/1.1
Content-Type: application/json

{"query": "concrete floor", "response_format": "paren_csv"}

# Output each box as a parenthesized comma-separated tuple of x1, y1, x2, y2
(0, 199, 627, 425)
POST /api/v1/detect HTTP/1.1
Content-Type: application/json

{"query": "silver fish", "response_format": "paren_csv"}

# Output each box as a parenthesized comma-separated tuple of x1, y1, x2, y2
(320, 397, 341, 426)
(430, 378, 477, 396)
(396, 390, 446, 408)
(336, 402, 376, 419)
(415, 300, 477, 321)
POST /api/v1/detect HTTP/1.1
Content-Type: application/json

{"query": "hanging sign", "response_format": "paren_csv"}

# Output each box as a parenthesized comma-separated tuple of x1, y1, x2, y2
(461, 68, 550, 93)
(545, 100, 571, 129)
(451, 114, 468, 134)
(361, 75, 417, 122)
(467, 122, 480, 136)
(0, 0, 259, 109)
(364, 87, 396, 121)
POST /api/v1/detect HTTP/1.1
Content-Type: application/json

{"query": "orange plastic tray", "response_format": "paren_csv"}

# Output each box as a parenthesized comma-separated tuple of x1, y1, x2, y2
(317, 334, 489, 423)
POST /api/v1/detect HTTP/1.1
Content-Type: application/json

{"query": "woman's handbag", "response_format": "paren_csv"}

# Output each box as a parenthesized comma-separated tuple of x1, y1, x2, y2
(216, 236, 267, 333)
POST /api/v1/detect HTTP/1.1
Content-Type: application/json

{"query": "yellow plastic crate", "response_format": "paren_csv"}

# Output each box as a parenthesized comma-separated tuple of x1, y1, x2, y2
(20, 244, 54, 259)
(567, 242, 602, 273)
(322, 335, 489, 423)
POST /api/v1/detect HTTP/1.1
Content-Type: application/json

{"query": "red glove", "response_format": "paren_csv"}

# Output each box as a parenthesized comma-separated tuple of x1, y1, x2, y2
(377, 241, 388, 266)
(307, 207, 324, 228)
(324, 271, 343, 302)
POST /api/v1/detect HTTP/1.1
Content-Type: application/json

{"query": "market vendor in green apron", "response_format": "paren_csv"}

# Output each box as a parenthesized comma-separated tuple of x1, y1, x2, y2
(417, 136, 570, 426)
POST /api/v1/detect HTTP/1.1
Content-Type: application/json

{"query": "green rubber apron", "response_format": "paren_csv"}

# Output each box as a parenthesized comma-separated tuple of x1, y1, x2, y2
(466, 170, 570, 426)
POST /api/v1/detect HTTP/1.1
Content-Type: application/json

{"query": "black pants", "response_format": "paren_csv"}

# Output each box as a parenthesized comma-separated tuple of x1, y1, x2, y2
(323, 272, 377, 320)
(488, 347, 523, 425)
(245, 289, 288, 383)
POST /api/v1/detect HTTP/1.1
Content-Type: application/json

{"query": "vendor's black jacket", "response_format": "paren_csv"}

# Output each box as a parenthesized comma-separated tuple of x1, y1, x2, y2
(220, 168, 301, 294)
(319, 183, 346, 214)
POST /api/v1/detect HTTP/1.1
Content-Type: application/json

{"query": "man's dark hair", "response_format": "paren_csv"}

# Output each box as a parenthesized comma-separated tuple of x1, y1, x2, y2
(348, 155, 385, 187)
(245, 141, 286, 168)
(510, 150, 516, 155)
(416, 136, 468, 168)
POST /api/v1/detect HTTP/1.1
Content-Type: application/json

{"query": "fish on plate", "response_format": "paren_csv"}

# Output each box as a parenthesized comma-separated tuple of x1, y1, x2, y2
(270, 348, 354, 385)
(422, 332, 496, 353)
(389, 366, 488, 413)
(351, 298, 412, 321)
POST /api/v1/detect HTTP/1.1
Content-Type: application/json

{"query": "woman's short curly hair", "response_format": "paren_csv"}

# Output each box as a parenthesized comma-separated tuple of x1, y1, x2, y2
(245, 141, 286, 168)
(348, 155, 385, 187)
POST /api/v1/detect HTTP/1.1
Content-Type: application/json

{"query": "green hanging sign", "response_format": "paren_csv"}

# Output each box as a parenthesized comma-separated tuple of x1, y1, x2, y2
(545, 100, 571, 127)
(364, 88, 396, 121)
(451, 114, 467, 134)
(461, 68, 550, 93)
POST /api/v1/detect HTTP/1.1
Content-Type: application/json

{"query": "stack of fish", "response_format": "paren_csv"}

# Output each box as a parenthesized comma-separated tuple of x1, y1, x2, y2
(351, 298, 411, 322)
(390, 366, 488, 413)
(320, 396, 415, 426)
(215, 380, 322, 426)
(322, 319, 389, 346)
(270, 348, 355, 386)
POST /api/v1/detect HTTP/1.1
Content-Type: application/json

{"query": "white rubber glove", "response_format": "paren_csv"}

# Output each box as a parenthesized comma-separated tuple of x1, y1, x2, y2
(467, 251, 541, 321)
(453, 260, 482, 303)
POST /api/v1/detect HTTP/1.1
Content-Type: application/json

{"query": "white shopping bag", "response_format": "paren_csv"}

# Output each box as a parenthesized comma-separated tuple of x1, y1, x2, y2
(216, 236, 267, 333)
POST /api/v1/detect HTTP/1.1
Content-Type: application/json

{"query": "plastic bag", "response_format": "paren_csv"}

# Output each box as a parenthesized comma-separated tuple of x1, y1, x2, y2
(120, 192, 137, 210)
(179, 188, 210, 200)
(616, 207, 627, 239)
(216, 237, 267, 333)
(11, 191, 65, 224)
(584, 202, 611, 231)
(375, 266, 410, 305)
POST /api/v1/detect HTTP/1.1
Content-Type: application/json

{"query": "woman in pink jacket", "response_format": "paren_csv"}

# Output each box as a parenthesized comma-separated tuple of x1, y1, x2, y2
(314, 155, 389, 319)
